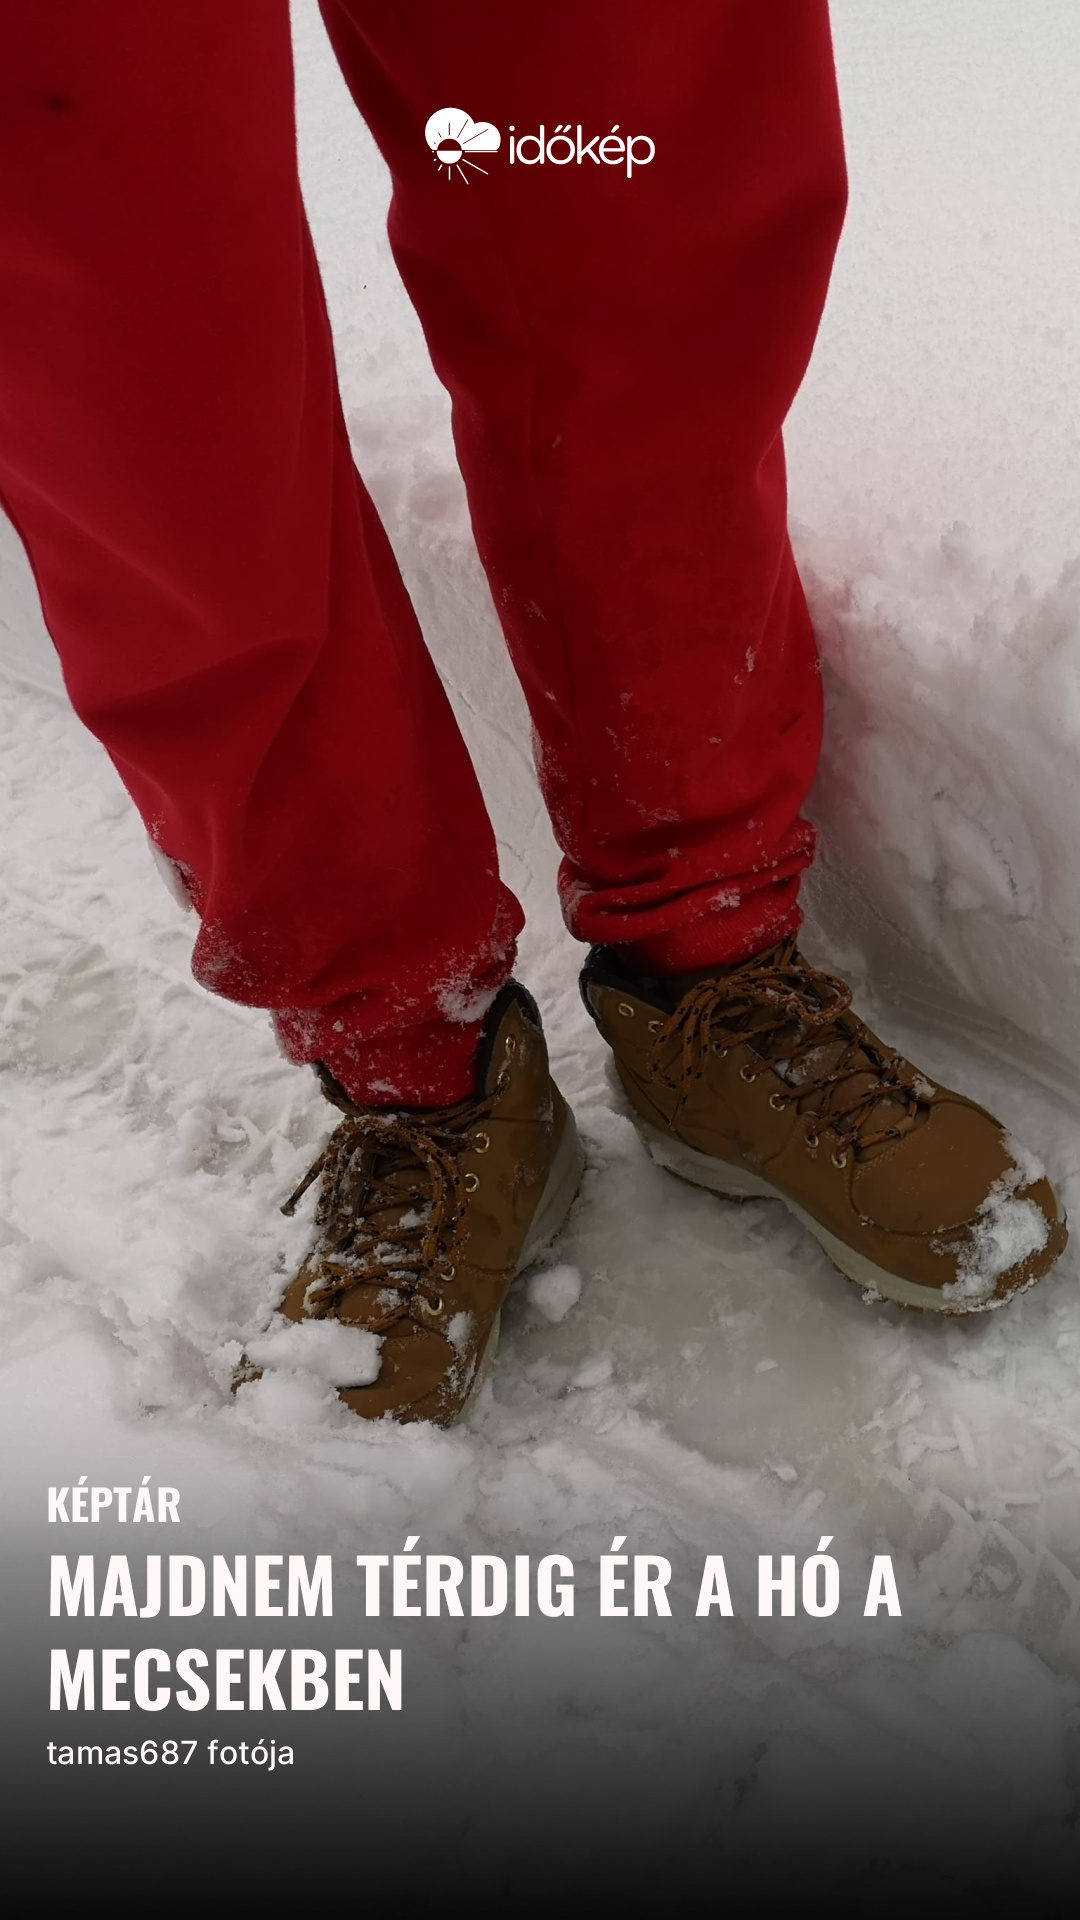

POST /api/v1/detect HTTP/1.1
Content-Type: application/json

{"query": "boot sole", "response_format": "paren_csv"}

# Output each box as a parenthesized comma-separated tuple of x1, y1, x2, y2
(639, 1120, 1065, 1315)
(463, 1108, 587, 1412)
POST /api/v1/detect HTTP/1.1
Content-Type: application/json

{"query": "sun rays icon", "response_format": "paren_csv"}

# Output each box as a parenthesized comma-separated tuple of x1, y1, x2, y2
(424, 108, 501, 181)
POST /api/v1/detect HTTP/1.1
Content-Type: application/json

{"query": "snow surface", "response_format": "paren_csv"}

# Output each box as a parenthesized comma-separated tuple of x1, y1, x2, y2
(3, 0, 1080, 1886)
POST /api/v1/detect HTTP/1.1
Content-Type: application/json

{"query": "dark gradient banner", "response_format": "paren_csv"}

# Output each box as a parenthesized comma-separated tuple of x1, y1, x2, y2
(6, 1476, 1077, 1906)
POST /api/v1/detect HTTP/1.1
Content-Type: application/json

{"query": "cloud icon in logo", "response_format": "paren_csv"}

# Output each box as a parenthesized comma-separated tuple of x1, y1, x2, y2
(424, 108, 501, 179)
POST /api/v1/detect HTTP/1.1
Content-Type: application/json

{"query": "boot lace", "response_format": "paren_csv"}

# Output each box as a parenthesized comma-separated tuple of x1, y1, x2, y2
(281, 1084, 502, 1334)
(648, 942, 924, 1154)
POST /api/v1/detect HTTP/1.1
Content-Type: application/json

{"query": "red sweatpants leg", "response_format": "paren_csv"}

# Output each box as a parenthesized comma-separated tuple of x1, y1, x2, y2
(321, 0, 847, 971)
(0, 1, 519, 1104)
(0, 4, 845, 1107)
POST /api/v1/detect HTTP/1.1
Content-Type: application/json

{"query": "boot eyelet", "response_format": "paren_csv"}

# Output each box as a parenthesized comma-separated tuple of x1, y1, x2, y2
(426, 1294, 444, 1315)
(768, 1092, 788, 1111)
(805, 1129, 820, 1150)
(504, 1036, 517, 1058)
(648, 1019, 661, 1033)
(473, 1130, 490, 1154)
(464, 1172, 480, 1192)
(617, 1002, 635, 1018)
(442, 1264, 455, 1281)
(713, 1044, 728, 1057)
(831, 1147, 849, 1169)
(739, 1064, 756, 1082)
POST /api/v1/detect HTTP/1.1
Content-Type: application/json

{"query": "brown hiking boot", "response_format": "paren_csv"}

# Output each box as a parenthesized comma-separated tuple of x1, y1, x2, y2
(582, 941, 1066, 1314)
(244, 983, 584, 1424)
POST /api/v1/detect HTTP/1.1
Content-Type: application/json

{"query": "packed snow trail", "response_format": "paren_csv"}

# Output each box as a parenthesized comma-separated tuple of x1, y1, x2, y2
(2, 0, 1080, 1888)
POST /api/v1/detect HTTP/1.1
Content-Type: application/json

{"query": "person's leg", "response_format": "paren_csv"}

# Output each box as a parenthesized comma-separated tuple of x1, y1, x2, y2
(0, 0, 520, 1105)
(317, 0, 847, 971)
(305, 7, 1065, 1329)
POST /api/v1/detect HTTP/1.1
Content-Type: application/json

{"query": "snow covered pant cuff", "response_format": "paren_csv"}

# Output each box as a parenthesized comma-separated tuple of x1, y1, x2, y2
(613, 884, 805, 979)
(274, 1005, 491, 1109)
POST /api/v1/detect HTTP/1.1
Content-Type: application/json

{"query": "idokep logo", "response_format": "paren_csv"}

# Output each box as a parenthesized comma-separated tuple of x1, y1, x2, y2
(424, 108, 501, 180)
(424, 108, 656, 180)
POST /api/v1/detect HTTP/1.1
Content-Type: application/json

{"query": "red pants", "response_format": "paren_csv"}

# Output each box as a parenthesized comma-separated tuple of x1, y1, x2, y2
(0, 3, 846, 1104)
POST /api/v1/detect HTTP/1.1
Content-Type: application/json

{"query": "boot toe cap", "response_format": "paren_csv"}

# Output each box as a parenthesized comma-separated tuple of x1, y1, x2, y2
(940, 1173, 1067, 1310)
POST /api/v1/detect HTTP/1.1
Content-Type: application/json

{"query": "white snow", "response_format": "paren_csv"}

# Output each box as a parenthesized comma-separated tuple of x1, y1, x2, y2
(791, 0, 1080, 1091)
(943, 1172, 1052, 1309)
(569, 1352, 615, 1391)
(3, 0, 1080, 1885)
(525, 1262, 583, 1325)
(435, 975, 500, 1028)
(446, 1309, 473, 1351)
(242, 1315, 381, 1387)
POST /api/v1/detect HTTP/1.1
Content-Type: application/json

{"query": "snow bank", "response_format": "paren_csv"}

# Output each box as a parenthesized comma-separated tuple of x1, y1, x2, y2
(800, 525, 1080, 1085)
(788, 0, 1080, 1076)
